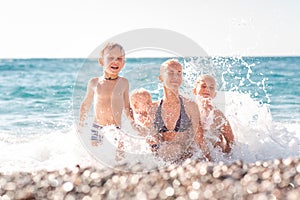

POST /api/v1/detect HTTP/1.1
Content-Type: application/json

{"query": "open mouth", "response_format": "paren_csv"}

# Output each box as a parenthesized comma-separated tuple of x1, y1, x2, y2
(111, 66, 119, 70)
(201, 93, 210, 97)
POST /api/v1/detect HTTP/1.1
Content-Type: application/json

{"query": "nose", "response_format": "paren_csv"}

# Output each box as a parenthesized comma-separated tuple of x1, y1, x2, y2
(202, 86, 210, 94)
(112, 58, 118, 63)
(174, 72, 182, 79)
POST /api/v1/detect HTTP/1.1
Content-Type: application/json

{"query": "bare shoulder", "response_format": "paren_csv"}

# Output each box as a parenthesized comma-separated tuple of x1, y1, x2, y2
(181, 96, 198, 110)
(181, 96, 199, 120)
(118, 77, 129, 84)
(87, 77, 99, 89)
(117, 77, 129, 88)
(89, 77, 99, 85)
(213, 109, 230, 126)
(214, 109, 226, 118)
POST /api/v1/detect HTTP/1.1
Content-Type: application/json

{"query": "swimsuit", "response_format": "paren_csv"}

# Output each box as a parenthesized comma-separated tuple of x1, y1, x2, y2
(91, 123, 120, 144)
(152, 97, 195, 162)
(154, 97, 192, 134)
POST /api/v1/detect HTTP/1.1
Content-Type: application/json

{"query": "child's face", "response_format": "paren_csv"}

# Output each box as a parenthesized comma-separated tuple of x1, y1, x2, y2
(194, 78, 216, 99)
(131, 93, 152, 127)
(131, 94, 152, 115)
(100, 47, 125, 75)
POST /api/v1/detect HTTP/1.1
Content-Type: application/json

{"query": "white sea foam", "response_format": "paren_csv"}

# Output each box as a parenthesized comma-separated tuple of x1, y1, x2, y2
(0, 92, 299, 172)
(0, 127, 103, 173)
(213, 91, 300, 163)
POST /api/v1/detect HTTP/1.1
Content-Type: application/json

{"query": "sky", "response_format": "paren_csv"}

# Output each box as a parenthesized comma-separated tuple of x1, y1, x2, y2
(0, 0, 299, 58)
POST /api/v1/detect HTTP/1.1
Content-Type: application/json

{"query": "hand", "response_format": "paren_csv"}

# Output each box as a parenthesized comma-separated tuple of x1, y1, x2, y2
(201, 98, 213, 111)
(91, 140, 99, 146)
(78, 119, 85, 128)
(146, 136, 160, 152)
(204, 153, 211, 161)
(77, 123, 84, 134)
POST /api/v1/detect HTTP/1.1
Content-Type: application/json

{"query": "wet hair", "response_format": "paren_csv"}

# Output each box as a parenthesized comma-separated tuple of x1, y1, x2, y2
(100, 42, 125, 58)
(196, 74, 216, 83)
(130, 88, 152, 103)
(195, 74, 217, 89)
(160, 59, 182, 75)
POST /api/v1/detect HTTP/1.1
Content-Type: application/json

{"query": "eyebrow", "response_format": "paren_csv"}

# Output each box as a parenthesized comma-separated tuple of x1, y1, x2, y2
(166, 69, 182, 72)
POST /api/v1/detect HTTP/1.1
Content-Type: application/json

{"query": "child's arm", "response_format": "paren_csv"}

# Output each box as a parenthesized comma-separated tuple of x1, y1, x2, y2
(79, 78, 97, 127)
(216, 110, 234, 153)
(221, 120, 234, 153)
(145, 102, 161, 152)
(189, 101, 211, 161)
(123, 79, 134, 122)
(194, 120, 211, 161)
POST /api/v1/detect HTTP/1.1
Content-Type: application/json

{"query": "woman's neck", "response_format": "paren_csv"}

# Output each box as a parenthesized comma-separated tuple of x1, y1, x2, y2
(163, 87, 179, 103)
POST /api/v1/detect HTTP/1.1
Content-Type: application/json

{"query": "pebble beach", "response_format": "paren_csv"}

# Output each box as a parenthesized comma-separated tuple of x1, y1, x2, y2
(1, 157, 300, 200)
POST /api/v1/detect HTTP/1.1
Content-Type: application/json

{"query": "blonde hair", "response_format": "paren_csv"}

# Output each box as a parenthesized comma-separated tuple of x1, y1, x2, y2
(160, 59, 182, 75)
(130, 88, 152, 102)
(100, 42, 125, 58)
(195, 74, 217, 87)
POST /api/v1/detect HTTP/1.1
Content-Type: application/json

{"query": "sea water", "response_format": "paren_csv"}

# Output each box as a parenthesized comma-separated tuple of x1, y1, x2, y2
(0, 57, 299, 172)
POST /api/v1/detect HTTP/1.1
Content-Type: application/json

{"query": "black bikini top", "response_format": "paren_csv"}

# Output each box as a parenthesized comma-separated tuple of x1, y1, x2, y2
(154, 97, 192, 133)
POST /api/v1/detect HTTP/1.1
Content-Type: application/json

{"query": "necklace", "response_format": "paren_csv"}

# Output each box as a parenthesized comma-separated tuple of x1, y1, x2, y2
(104, 76, 119, 80)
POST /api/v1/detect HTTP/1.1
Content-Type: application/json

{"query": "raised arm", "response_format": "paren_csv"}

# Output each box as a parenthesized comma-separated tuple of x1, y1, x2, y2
(187, 100, 211, 161)
(216, 110, 234, 153)
(79, 78, 97, 127)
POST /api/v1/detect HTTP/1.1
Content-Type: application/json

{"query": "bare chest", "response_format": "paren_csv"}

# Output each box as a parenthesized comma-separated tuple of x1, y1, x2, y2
(94, 80, 123, 101)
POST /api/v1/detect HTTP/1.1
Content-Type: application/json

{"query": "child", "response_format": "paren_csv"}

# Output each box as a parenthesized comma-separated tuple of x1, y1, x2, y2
(129, 88, 160, 152)
(193, 74, 234, 154)
(130, 88, 153, 129)
(79, 42, 133, 160)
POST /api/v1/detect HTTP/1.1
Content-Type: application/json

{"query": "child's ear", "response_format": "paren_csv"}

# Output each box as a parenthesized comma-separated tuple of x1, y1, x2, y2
(158, 75, 163, 82)
(98, 58, 104, 66)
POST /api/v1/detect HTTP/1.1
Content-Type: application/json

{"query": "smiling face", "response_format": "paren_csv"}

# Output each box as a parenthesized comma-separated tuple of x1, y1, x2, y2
(99, 46, 125, 77)
(193, 75, 217, 99)
(159, 59, 183, 91)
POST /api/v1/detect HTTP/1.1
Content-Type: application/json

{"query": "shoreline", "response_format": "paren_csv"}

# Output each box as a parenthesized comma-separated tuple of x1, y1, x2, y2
(1, 157, 300, 199)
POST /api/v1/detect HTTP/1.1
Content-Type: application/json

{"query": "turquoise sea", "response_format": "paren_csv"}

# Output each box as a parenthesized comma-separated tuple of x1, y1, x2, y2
(0, 57, 299, 171)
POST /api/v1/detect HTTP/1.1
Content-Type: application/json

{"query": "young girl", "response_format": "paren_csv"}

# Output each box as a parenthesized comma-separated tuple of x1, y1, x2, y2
(193, 74, 234, 154)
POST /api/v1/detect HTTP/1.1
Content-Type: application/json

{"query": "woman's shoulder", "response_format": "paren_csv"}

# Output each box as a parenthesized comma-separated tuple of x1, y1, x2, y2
(180, 96, 198, 107)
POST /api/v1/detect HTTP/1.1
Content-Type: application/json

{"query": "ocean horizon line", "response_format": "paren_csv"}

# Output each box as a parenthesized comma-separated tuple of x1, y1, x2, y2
(0, 55, 300, 60)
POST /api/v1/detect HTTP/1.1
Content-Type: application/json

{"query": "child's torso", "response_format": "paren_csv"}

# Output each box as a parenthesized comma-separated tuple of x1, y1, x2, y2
(93, 77, 125, 126)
